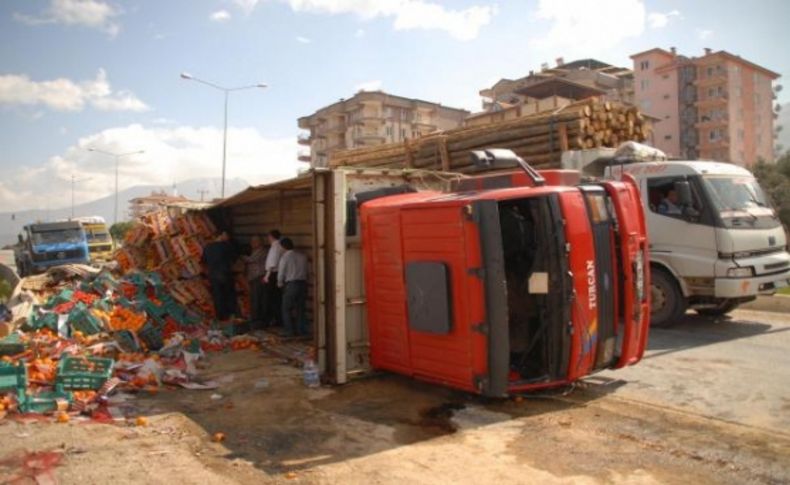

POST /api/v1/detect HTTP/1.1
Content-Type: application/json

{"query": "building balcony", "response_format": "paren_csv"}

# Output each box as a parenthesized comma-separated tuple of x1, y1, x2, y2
(354, 133, 386, 142)
(695, 117, 729, 129)
(694, 75, 728, 87)
(297, 133, 312, 145)
(696, 96, 728, 108)
(352, 116, 384, 125)
(297, 150, 312, 163)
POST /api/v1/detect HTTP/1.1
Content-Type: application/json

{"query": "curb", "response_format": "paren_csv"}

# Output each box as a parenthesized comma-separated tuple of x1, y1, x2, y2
(740, 294, 790, 314)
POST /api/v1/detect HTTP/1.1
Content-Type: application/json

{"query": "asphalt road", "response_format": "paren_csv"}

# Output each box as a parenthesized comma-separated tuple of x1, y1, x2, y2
(595, 308, 790, 432)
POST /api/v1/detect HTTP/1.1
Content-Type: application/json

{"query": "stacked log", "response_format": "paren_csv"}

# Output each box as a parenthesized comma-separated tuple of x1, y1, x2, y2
(328, 98, 652, 173)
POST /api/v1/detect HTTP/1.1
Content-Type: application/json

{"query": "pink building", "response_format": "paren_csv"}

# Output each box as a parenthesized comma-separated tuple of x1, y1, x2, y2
(631, 47, 779, 166)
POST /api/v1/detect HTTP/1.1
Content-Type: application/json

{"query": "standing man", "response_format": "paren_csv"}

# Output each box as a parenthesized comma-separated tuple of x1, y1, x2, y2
(262, 229, 284, 327)
(201, 231, 238, 321)
(242, 235, 267, 329)
(277, 237, 309, 337)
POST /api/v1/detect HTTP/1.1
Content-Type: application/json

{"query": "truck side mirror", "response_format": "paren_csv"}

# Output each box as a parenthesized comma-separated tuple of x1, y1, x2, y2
(674, 180, 693, 207)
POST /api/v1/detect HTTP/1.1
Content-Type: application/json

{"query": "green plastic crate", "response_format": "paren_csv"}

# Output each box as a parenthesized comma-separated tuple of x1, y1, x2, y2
(56, 356, 114, 390)
(25, 311, 59, 332)
(19, 390, 72, 414)
(66, 303, 103, 336)
(113, 330, 140, 353)
(44, 289, 74, 310)
(137, 321, 164, 351)
(0, 334, 26, 356)
(0, 362, 26, 395)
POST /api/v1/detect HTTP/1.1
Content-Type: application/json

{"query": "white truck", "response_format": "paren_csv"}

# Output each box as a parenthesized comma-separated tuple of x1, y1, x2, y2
(566, 145, 790, 326)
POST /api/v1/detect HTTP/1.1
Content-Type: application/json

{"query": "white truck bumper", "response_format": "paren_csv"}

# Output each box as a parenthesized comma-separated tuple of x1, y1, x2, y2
(715, 270, 790, 298)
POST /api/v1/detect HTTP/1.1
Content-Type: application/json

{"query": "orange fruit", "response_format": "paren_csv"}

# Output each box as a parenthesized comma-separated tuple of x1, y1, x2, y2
(56, 412, 69, 423)
(211, 432, 225, 442)
(135, 416, 149, 427)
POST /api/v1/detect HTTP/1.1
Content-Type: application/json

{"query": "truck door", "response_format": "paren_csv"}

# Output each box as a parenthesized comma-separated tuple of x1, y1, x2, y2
(399, 204, 495, 395)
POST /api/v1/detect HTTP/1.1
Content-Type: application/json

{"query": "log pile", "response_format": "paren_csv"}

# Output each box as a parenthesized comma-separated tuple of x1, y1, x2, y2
(328, 98, 652, 173)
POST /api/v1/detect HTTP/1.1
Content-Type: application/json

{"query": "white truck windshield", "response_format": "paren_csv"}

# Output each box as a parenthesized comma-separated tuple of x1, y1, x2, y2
(702, 176, 773, 219)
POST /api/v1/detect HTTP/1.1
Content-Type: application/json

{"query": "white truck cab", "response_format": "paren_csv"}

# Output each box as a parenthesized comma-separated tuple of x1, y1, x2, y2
(603, 160, 790, 325)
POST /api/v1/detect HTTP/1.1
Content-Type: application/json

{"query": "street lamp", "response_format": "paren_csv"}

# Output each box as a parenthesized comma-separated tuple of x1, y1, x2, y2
(87, 148, 145, 225)
(180, 72, 267, 198)
(71, 175, 91, 219)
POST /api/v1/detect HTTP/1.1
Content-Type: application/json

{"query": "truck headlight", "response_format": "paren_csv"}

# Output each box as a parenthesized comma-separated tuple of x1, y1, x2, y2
(633, 249, 645, 302)
(727, 266, 754, 278)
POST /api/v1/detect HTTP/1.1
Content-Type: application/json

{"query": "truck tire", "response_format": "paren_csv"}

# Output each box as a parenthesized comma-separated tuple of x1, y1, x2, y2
(695, 299, 740, 317)
(650, 268, 686, 327)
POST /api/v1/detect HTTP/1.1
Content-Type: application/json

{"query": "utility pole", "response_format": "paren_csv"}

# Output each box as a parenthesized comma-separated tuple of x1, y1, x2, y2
(87, 148, 145, 224)
(197, 189, 210, 202)
(180, 72, 267, 198)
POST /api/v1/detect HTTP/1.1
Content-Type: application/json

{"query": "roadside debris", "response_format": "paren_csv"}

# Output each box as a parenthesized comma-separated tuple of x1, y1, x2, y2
(0, 210, 267, 423)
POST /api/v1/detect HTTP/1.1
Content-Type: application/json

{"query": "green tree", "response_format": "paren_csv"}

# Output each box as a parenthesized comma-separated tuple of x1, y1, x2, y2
(753, 151, 790, 229)
(109, 221, 136, 243)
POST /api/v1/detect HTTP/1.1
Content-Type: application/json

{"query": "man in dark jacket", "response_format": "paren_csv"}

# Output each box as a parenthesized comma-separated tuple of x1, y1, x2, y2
(201, 231, 238, 321)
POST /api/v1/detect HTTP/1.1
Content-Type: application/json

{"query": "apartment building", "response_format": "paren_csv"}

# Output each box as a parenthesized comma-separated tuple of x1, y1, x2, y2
(480, 58, 635, 110)
(297, 91, 468, 167)
(128, 191, 190, 219)
(631, 47, 779, 165)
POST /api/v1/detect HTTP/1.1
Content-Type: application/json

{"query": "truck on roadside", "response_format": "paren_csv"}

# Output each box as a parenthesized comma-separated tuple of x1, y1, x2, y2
(13, 221, 90, 277)
(359, 149, 651, 396)
(75, 216, 114, 262)
(566, 143, 790, 326)
(603, 159, 790, 326)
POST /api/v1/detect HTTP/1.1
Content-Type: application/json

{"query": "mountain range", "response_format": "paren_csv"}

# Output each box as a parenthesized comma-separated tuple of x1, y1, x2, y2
(0, 177, 249, 246)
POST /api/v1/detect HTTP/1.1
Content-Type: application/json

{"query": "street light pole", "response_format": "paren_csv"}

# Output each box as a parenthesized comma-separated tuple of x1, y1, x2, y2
(87, 148, 145, 224)
(180, 72, 267, 198)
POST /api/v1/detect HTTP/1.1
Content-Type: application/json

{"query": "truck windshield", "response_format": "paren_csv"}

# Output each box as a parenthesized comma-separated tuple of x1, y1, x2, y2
(702, 176, 775, 222)
(86, 229, 111, 243)
(31, 229, 83, 246)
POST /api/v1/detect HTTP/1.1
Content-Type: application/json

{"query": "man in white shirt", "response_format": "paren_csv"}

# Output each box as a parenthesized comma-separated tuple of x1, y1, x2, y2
(262, 229, 284, 327)
(277, 237, 309, 337)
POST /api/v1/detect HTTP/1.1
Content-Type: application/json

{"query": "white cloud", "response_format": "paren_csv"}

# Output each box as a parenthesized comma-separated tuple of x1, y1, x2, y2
(14, 0, 121, 37)
(647, 9, 680, 29)
(530, 0, 646, 53)
(0, 69, 149, 113)
(234, 0, 495, 40)
(0, 124, 302, 211)
(355, 80, 382, 92)
(233, 0, 261, 15)
(210, 10, 232, 22)
(296, 35, 311, 43)
(355, 28, 365, 38)
(697, 29, 714, 40)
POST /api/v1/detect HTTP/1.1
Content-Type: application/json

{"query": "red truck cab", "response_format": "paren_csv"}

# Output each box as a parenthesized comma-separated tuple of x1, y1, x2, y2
(360, 150, 650, 397)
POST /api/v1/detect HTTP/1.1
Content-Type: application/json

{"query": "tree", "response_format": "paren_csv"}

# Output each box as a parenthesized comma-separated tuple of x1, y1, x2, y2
(109, 221, 136, 243)
(753, 151, 790, 229)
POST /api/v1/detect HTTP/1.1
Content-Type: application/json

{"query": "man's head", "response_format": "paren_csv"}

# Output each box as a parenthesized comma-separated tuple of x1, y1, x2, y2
(250, 235, 261, 249)
(280, 237, 294, 251)
(665, 189, 678, 204)
(218, 231, 230, 242)
(268, 229, 281, 244)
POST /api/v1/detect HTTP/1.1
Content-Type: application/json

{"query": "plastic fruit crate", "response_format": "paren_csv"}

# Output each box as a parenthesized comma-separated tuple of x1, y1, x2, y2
(56, 356, 114, 390)
(19, 390, 72, 414)
(113, 330, 140, 353)
(0, 362, 27, 394)
(66, 303, 104, 336)
(137, 322, 164, 351)
(0, 334, 26, 356)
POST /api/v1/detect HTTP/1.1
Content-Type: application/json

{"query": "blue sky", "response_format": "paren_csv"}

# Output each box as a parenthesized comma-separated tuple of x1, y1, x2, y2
(1, 0, 789, 213)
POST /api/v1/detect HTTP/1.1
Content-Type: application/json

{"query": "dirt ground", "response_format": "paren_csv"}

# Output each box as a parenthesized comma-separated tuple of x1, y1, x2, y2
(1, 347, 788, 485)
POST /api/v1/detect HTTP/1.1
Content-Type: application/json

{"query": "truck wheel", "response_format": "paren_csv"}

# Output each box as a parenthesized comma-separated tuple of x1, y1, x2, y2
(695, 299, 739, 317)
(650, 268, 686, 327)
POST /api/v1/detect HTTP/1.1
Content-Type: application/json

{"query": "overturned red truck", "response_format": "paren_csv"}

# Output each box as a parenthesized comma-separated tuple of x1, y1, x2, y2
(359, 149, 650, 397)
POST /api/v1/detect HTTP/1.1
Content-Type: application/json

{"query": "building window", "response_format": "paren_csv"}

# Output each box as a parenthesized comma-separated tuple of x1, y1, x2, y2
(738, 129, 744, 141)
(707, 66, 714, 78)
(663, 94, 670, 100)
(664, 135, 672, 140)
(664, 115, 671, 120)
(640, 60, 650, 70)
(640, 100, 652, 111)
(640, 79, 650, 91)
(401, 128, 407, 139)
(662, 74, 669, 80)
(385, 126, 393, 136)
